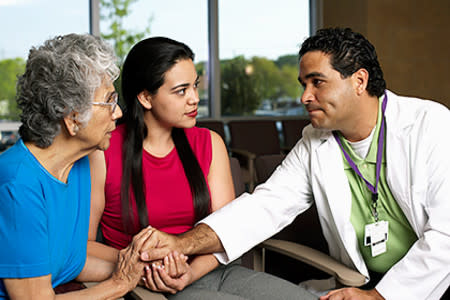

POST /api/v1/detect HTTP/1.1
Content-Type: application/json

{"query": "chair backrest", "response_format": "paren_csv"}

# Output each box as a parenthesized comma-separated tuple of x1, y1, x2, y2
(196, 120, 226, 142)
(281, 119, 310, 149)
(255, 154, 286, 185)
(229, 156, 245, 197)
(228, 120, 280, 155)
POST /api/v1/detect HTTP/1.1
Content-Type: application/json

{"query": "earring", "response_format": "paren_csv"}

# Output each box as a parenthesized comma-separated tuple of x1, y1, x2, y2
(73, 124, 79, 133)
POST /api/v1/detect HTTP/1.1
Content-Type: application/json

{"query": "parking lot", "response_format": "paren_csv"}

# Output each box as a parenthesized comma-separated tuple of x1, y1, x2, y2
(0, 121, 20, 152)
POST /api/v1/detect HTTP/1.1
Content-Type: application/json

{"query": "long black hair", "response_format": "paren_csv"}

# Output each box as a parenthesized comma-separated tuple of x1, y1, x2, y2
(120, 37, 210, 233)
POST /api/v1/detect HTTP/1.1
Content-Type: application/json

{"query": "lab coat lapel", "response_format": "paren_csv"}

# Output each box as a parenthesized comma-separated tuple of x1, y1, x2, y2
(315, 134, 368, 275)
(384, 90, 418, 233)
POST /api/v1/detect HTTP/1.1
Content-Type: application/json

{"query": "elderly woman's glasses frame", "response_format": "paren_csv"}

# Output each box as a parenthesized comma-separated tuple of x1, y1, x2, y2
(92, 91, 118, 113)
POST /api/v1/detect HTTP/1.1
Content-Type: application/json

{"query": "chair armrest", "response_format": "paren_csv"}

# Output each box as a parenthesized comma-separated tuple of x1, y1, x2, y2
(256, 239, 366, 287)
(229, 148, 257, 160)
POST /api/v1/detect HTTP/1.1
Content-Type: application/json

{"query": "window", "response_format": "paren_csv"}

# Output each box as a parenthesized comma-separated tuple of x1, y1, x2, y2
(0, 0, 310, 121)
(219, 0, 309, 117)
(99, 0, 210, 117)
(0, 0, 89, 120)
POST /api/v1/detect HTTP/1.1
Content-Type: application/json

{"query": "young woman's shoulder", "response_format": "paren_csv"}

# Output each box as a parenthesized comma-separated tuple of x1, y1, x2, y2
(184, 126, 213, 168)
(184, 126, 211, 147)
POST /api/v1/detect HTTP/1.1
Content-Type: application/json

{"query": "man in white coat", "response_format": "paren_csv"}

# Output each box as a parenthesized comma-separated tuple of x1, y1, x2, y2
(140, 28, 450, 300)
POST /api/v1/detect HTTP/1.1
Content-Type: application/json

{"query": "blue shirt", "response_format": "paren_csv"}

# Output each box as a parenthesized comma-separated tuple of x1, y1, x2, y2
(0, 140, 90, 298)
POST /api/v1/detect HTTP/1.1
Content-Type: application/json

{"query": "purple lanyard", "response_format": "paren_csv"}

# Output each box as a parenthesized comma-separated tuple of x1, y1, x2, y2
(333, 92, 387, 221)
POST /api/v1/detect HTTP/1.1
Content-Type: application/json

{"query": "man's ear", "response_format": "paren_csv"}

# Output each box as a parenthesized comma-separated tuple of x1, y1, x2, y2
(137, 90, 152, 110)
(352, 68, 369, 96)
(63, 112, 80, 136)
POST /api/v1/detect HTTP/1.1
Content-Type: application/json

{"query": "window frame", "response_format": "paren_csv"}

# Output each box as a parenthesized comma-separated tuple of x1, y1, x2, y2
(89, 0, 319, 121)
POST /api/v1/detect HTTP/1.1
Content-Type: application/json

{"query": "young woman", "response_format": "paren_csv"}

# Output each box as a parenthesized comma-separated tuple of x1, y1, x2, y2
(88, 37, 315, 300)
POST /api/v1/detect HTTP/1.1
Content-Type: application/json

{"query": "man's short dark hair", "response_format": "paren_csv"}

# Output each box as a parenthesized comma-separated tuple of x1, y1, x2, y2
(299, 27, 386, 97)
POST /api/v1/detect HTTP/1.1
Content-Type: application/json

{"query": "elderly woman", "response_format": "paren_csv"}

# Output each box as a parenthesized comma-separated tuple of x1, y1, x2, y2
(0, 34, 151, 299)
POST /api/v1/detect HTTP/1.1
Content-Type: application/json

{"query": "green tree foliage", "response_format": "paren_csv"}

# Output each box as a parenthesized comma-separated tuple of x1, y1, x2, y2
(280, 64, 302, 99)
(251, 57, 282, 101)
(221, 56, 261, 115)
(275, 54, 298, 68)
(0, 58, 25, 120)
(221, 54, 301, 115)
(100, 0, 151, 64)
(100, 0, 152, 104)
(195, 61, 208, 100)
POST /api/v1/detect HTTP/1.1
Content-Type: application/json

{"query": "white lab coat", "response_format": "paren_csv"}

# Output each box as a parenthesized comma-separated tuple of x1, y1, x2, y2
(201, 90, 450, 300)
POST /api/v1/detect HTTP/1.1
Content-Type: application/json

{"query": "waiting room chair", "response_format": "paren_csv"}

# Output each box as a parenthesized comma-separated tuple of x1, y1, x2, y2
(229, 156, 246, 197)
(254, 154, 286, 184)
(252, 154, 366, 290)
(227, 120, 281, 192)
(281, 119, 310, 152)
(196, 120, 226, 143)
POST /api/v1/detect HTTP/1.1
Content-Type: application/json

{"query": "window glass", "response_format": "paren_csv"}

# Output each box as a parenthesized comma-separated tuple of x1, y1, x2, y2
(99, 0, 209, 117)
(0, 0, 89, 145)
(219, 0, 309, 117)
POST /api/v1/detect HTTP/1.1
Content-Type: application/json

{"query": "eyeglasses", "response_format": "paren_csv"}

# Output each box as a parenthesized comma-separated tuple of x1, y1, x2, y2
(92, 91, 119, 113)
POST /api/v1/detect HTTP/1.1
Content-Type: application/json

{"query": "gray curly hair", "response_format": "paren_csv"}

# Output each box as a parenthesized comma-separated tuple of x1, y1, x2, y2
(17, 33, 119, 148)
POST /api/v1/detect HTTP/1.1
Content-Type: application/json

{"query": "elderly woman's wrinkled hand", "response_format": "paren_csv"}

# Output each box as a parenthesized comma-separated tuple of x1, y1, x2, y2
(110, 226, 155, 290)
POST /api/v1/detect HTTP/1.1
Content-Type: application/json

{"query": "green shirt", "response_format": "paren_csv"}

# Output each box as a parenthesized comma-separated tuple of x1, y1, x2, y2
(337, 98, 417, 273)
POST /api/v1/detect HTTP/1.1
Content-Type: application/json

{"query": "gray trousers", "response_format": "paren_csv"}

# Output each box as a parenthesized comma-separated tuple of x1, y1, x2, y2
(167, 261, 316, 300)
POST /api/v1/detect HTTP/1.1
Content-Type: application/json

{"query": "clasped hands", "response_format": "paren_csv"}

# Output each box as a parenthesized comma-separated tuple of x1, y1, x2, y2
(122, 227, 386, 299)
(126, 226, 191, 294)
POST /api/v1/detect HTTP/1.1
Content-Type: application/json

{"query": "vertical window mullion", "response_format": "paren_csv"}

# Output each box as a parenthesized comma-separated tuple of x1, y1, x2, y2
(208, 0, 220, 119)
(89, 0, 100, 36)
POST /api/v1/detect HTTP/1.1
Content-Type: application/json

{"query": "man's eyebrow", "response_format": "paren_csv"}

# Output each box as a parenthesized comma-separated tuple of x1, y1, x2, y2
(305, 72, 326, 79)
(298, 71, 327, 85)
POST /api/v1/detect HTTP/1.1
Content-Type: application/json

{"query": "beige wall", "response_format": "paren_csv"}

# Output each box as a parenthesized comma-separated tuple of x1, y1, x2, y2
(320, 0, 450, 108)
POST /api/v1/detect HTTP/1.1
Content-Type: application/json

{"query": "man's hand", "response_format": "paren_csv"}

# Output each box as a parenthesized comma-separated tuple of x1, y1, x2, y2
(139, 229, 183, 262)
(139, 224, 223, 262)
(320, 288, 384, 300)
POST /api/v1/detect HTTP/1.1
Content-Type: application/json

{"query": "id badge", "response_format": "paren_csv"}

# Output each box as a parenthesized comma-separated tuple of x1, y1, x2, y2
(371, 240, 387, 257)
(364, 220, 389, 257)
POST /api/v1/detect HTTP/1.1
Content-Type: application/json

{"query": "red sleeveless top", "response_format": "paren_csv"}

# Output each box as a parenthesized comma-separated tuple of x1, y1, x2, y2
(101, 124, 212, 249)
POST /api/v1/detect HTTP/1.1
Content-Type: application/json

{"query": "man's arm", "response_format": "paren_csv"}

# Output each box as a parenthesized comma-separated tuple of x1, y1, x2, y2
(141, 139, 314, 262)
(140, 223, 223, 262)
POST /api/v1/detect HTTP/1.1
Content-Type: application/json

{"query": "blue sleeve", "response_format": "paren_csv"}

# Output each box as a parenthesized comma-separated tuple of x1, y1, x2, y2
(0, 182, 50, 278)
